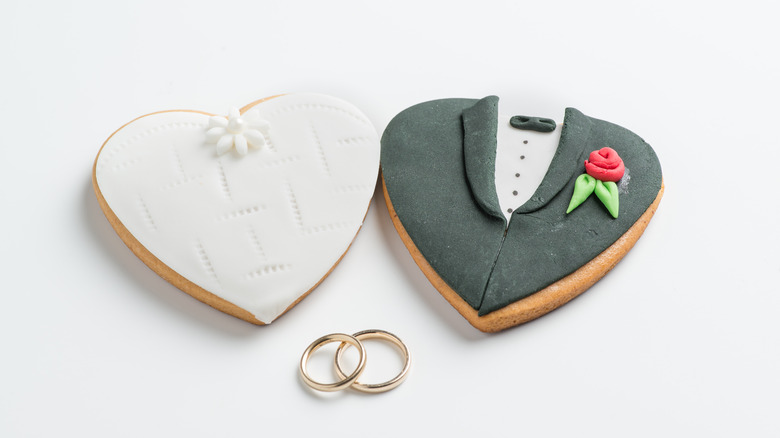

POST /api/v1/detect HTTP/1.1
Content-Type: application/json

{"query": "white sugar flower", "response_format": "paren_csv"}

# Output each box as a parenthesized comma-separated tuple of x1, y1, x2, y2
(205, 107, 271, 156)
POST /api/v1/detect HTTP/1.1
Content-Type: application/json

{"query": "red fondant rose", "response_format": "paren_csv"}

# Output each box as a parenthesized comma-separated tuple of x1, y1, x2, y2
(584, 147, 625, 182)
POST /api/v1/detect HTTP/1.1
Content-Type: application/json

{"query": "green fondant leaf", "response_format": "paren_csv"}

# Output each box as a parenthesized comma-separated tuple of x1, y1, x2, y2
(595, 180, 620, 218)
(566, 174, 596, 214)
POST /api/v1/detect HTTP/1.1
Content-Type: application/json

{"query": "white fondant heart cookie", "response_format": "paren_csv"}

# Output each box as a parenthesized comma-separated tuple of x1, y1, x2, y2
(93, 93, 380, 324)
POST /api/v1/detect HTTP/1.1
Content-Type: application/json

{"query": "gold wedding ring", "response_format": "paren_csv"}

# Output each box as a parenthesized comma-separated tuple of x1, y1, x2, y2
(299, 333, 366, 392)
(334, 329, 411, 393)
(299, 330, 411, 394)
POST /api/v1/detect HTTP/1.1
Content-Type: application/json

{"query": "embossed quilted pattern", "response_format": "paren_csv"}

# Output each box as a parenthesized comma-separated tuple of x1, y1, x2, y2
(95, 94, 380, 323)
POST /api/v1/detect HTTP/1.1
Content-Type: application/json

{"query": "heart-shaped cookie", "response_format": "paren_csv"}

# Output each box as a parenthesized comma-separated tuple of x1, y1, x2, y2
(381, 96, 663, 332)
(93, 93, 380, 324)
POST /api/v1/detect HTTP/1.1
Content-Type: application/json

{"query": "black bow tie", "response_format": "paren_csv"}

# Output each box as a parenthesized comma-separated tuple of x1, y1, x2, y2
(509, 115, 556, 132)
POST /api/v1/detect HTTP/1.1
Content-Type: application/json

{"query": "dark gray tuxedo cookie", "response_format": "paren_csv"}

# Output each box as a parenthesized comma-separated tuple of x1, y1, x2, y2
(380, 96, 663, 332)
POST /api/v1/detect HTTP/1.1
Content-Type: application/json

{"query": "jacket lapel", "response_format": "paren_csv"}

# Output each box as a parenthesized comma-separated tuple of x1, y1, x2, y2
(462, 96, 505, 223)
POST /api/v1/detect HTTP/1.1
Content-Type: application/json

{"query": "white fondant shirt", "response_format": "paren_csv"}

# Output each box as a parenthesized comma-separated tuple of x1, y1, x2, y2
(495, 115, 561, 223)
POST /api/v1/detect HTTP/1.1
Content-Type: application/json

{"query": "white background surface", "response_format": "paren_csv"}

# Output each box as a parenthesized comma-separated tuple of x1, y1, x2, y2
(1, 1, 778, 436)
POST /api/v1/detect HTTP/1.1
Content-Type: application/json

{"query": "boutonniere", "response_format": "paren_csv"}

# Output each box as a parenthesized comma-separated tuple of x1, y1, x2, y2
(566, 147, 624, 218)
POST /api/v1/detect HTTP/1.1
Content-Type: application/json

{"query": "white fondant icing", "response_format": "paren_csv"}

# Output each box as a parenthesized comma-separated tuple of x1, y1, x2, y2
(495, 115, 561, 223)
(96, 93, 380, 323)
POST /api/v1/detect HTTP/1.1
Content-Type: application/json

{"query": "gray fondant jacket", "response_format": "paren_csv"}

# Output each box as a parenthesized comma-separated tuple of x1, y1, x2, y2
(381, 96, 663, 315)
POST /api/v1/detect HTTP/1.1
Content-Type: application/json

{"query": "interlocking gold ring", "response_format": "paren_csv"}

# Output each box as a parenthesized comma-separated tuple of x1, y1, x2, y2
(334, 329, 411, 393)
(300, 333, 366, 392)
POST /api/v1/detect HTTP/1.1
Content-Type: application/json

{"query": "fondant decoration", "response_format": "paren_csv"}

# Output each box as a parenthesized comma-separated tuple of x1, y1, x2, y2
(509, 115, 557, 132)
(94, 93, 380, 324)
(566, 174, 597, 214)
(594, 179, 619, 218)
(381, 95, 663, 332)
(584, 147, 625, 182)
(205, 107, 271, 156)
(495, 115, 560, 223)
(567, 147, 625, 218)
